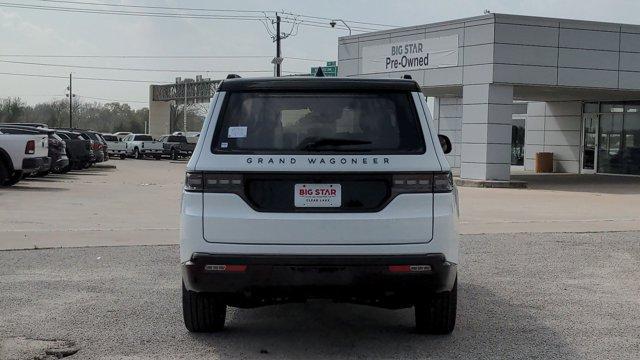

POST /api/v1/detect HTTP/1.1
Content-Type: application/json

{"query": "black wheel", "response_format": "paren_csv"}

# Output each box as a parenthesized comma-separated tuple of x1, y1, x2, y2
(59, 165, 71, 174)
(415, 278, 457, 334)
(154, 154, 161, 160)
(182, 282, 226, 333)
(134, 148, 142, 159)
(5, 171, 23, 186)
(120, 154, 126, 160)
(0, 161, 9, 186)
(171, 148, 178, 160)
(35, 170, 50, 177)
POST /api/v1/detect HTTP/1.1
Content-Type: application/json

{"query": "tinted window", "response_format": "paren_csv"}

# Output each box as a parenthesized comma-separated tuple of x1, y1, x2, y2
(102, 135, 118, 141)
(212, 92, 424, 154)
(134, 135, 153, 141)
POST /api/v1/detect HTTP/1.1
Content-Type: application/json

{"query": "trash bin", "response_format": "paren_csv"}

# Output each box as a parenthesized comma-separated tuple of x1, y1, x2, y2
(535, 152, 554, 173)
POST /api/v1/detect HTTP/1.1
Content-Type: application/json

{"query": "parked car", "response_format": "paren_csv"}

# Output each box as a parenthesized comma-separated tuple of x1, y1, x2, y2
(180, 77, 458, 334)
(158, 135, 196, 160)
(0, 125, 69, 175)
(102, 134, 127, 159)
(2, 122, 49, 128)
(113, 131, 132, 140)
(0, 128, 50, 186)
(55, 130, 93, 170)
(83, 130, 109, 162)
(80, 131, 107, 163)
(122, 134, 163, 159)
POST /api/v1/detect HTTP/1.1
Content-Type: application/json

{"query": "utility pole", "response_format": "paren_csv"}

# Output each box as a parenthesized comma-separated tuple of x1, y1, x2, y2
(276, 13, 281, 77)
(66, 73, 75, 128)
(183, 82, 188, 132)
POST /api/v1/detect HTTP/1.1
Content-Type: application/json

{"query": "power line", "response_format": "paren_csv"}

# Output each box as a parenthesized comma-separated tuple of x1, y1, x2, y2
(0, 1, 389, 32)
(0, 71, 174, 83)
(78, 95, 147, 104)
(33, 0, 397, 28)
(0, 70, 306, 83)
(0, 2, 266, 21)
(0, 59, 309, 73)
(0, 54, 330, 62)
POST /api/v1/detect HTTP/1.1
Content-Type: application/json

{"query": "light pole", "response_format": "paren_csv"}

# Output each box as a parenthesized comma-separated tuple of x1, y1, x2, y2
(329, 19, 351, 36)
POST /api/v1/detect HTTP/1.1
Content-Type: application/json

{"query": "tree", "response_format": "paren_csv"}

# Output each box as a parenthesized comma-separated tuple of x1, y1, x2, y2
(0, 97, 26, 123)
(0, 97, 149, 133)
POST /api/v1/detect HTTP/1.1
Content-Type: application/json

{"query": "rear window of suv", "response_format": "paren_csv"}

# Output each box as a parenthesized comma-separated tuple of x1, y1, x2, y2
(212, 91, 425, 154)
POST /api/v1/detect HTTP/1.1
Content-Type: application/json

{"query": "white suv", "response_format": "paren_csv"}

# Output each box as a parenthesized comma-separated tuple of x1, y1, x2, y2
(181, 77, 459, 334)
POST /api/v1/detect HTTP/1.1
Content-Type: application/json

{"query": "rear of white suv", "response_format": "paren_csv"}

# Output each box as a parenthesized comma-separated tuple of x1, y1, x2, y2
(181, 77, 458, 334)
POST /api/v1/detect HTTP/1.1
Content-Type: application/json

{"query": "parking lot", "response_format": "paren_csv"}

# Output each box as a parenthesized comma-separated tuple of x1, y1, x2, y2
(1, 160, 639, 359)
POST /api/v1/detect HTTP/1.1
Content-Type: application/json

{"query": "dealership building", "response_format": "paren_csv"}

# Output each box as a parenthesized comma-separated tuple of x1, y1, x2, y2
(338, 13, 640, 182)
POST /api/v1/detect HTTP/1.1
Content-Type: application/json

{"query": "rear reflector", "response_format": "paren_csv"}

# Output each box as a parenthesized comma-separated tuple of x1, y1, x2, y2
(204, 264, 247, 272)
(388, 265, 432, 273)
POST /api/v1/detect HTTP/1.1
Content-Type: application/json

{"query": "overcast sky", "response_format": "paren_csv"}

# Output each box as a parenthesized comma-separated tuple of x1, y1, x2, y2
(3, 0, 640, 109)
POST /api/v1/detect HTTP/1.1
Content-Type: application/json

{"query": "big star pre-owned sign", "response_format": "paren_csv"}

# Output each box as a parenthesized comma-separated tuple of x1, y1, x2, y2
(361, 35, 459, 74)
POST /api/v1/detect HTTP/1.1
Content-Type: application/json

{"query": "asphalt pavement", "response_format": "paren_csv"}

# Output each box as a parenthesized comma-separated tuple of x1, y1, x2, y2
(1, 231, 638, 359)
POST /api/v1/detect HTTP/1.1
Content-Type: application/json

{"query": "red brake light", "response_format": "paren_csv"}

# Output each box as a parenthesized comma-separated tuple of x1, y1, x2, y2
(204, 264, 247, 272)
(25, 140, 35, 154)
(388, 265, 432, 273)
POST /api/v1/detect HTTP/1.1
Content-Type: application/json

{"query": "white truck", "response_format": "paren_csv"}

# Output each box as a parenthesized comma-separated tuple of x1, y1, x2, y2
(180, 77, 458, 334)
(122, 134, 164, 159)
(0, 130, 50, 186)
(102, 134, 128, 159)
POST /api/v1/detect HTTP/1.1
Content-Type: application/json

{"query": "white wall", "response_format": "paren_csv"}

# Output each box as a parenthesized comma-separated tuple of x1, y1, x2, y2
(525, 101, 582, 173)
(433, 97, 462, 174)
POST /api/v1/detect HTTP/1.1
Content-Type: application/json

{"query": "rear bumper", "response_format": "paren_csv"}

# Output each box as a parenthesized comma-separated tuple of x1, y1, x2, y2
(54, 157, 69, 169)
(182, 253, 457, 308)
(22, 156, 51, 173)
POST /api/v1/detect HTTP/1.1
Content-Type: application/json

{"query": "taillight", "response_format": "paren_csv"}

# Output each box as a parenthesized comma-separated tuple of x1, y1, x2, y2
(184, 172, 204, 191)
(392, 172, 453, 193)
(25, 140, 35, 154)
(184, 172, 243, 193)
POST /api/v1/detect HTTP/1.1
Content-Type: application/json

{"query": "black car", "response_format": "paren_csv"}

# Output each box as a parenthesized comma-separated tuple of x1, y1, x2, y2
(55, 130, 93, 170)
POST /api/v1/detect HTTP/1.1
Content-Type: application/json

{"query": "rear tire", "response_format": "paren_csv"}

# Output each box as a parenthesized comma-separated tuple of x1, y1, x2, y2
(0, 161, 9, 186)
(120, 154, 126, 160)
(415, 278, 457, 334)
(182, 282, 226, 333)
(35, 170, 50, 177)
(5, 171, 22, 186)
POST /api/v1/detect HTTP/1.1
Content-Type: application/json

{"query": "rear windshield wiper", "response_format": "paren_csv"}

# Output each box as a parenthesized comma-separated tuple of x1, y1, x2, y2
(297, 137, 372, 151)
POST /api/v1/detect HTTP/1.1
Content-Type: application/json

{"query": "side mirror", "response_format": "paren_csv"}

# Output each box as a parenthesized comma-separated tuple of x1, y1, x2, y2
(438, 134, 452, 154)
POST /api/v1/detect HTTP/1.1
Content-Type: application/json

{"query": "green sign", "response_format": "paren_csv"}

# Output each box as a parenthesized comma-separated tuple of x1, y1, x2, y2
(311, 61, 338, 77)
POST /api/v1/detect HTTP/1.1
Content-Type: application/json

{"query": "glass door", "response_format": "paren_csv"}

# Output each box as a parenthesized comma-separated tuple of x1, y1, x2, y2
(581, 113, 598, 174)
(597, 104, 625, 174)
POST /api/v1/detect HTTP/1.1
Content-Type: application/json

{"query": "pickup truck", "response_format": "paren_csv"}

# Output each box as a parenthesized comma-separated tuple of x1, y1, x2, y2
(0, 129, 50, 186)
(0, 125, 69, 175)
(158, 135, 196, 160)
(102, 134, 128, 159)
(122, 134, 163, 159)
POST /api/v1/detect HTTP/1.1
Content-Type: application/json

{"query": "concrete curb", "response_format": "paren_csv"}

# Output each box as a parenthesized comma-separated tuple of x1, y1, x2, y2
(455, 178, 527, 188)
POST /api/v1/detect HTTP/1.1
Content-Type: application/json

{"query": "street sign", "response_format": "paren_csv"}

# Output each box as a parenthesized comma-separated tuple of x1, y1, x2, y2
(311, 64, 338, 77)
